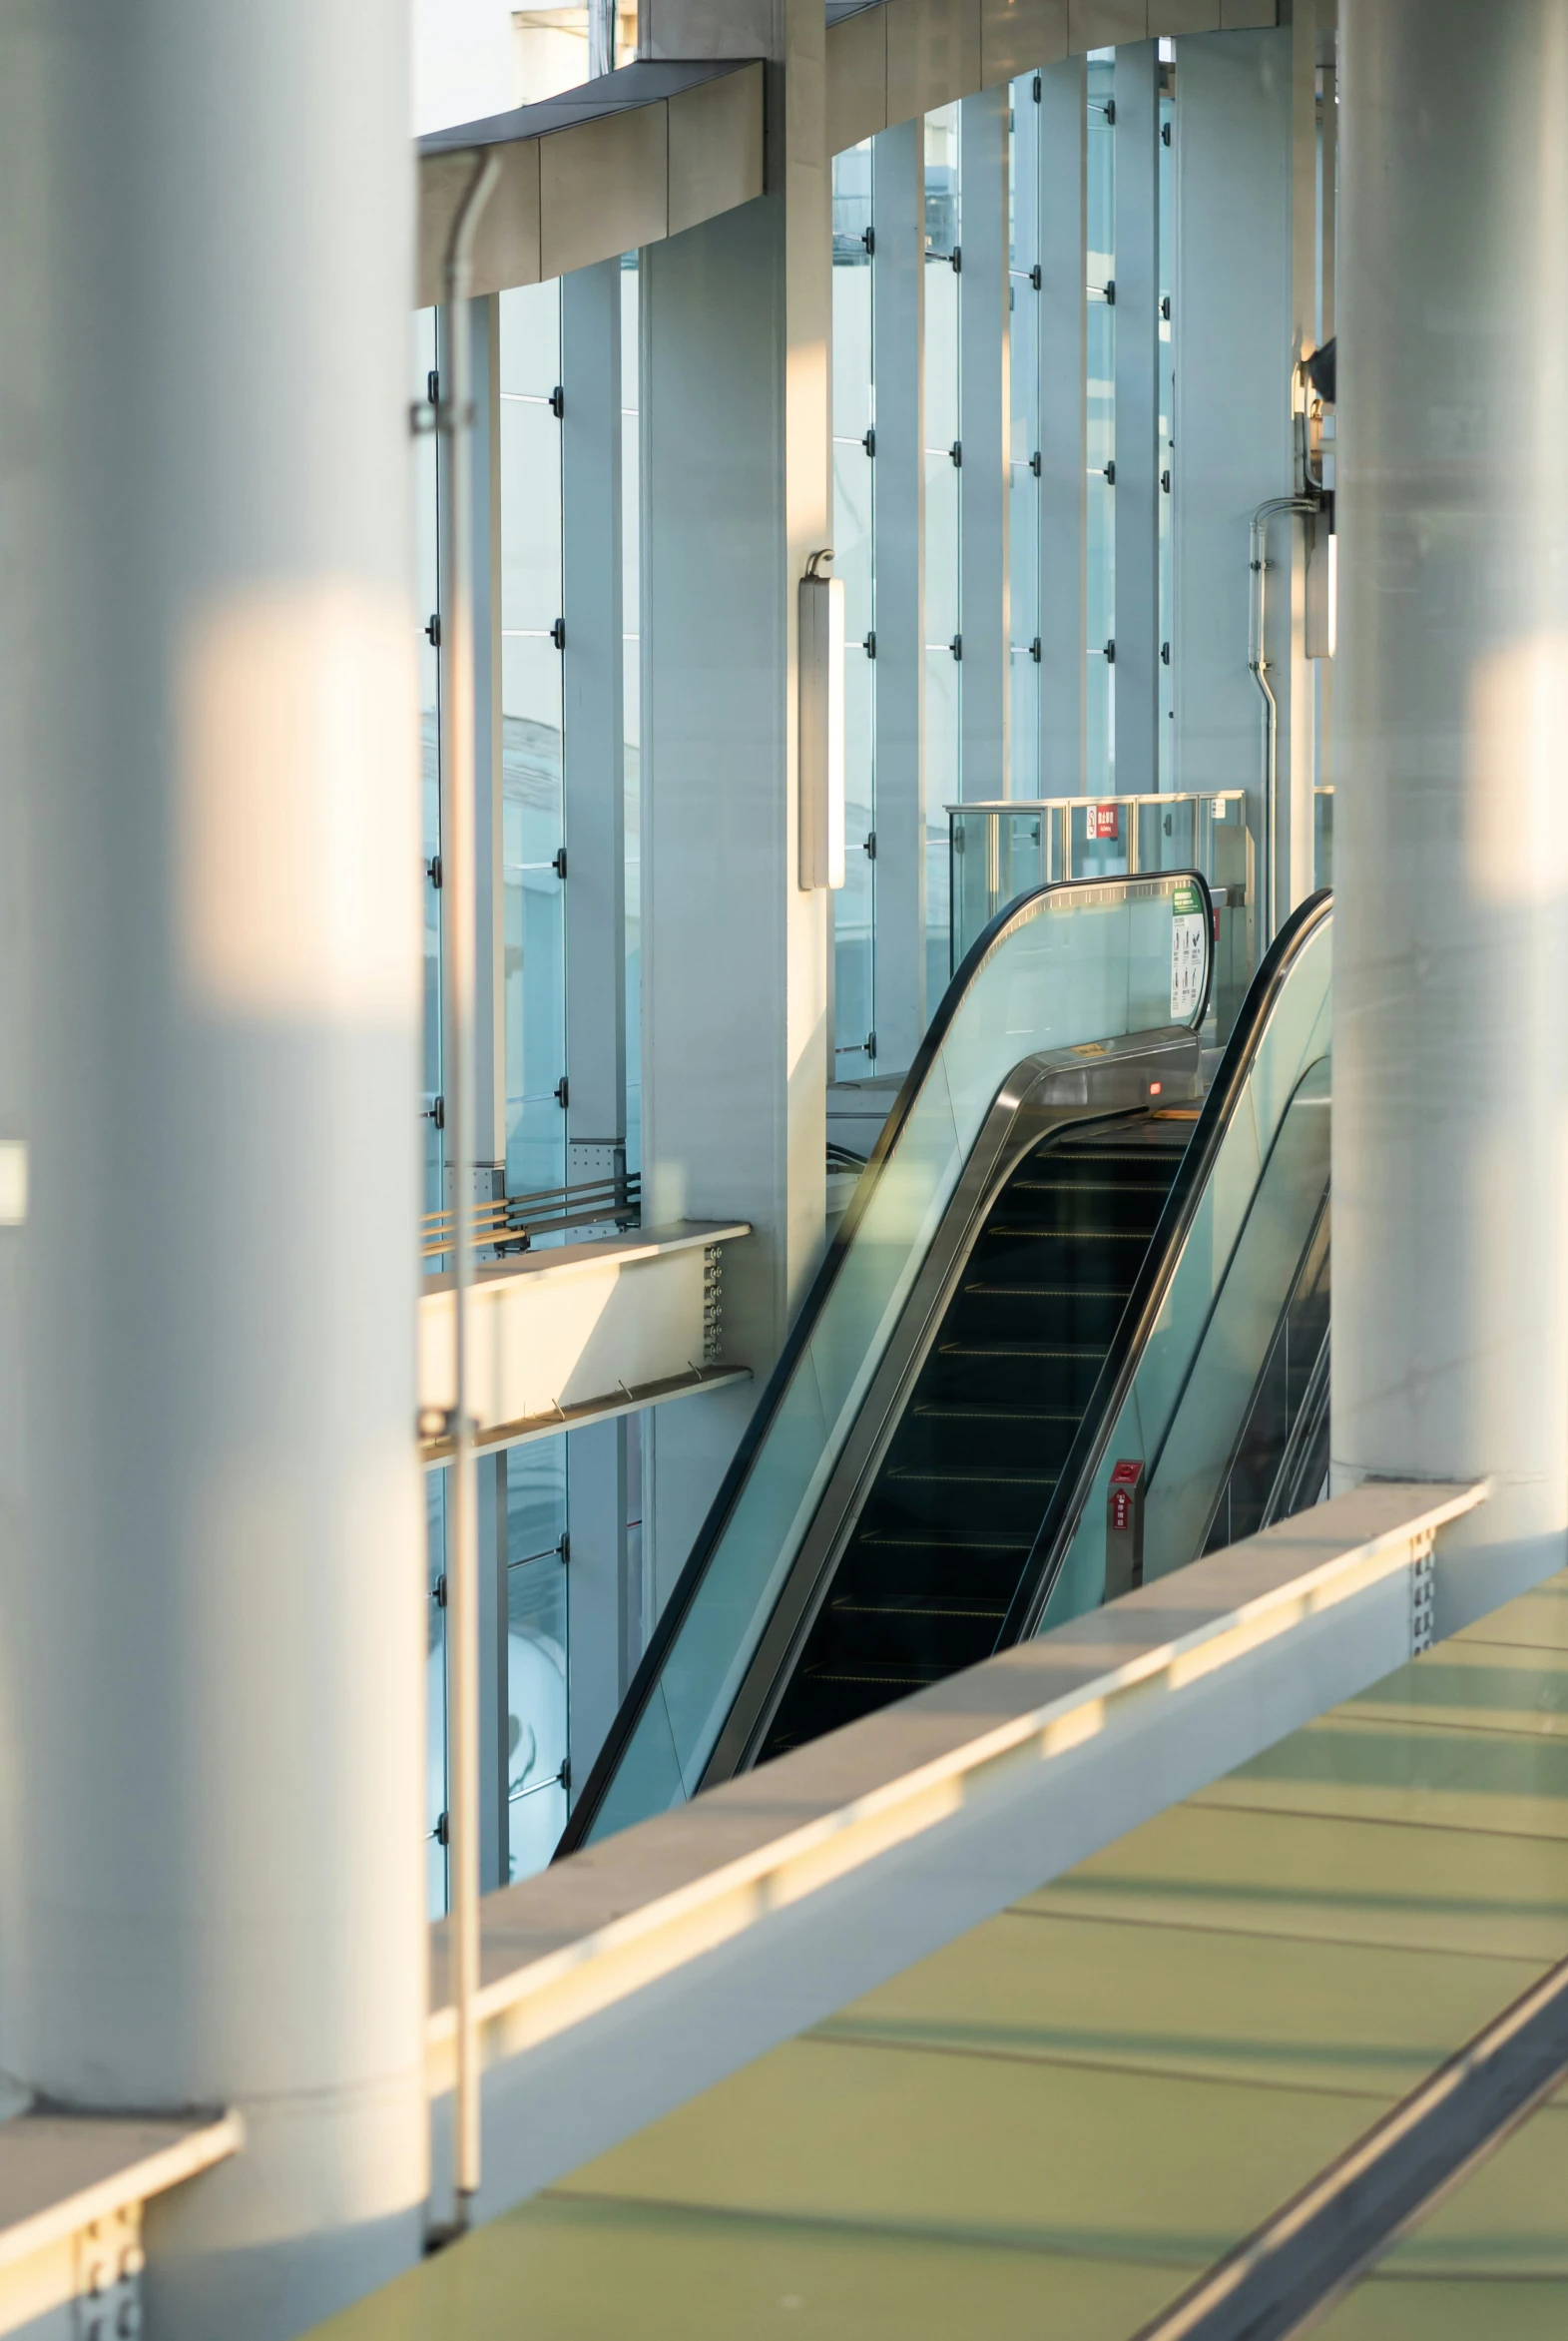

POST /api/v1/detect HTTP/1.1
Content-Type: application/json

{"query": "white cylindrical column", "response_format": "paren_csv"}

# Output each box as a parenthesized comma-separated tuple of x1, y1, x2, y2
(1333, 0, 1568, 1629)
(0, 6, 428, 2336)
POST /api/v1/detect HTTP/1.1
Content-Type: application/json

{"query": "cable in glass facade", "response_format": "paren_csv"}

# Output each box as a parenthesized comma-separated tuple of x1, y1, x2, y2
(1087, 49, 1116, 790)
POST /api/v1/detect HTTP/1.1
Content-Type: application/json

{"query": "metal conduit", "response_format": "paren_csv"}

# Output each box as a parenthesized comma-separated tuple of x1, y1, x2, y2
(435, 144, 501, 2236)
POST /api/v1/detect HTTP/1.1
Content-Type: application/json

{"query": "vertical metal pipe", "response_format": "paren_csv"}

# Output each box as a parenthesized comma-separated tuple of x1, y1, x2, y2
(1334, 0, 1568, 1628)
(438, 146, 501, 2224)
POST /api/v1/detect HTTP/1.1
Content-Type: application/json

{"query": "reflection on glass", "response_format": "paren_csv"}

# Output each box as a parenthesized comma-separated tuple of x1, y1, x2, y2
(507, 1440, 568, 1881)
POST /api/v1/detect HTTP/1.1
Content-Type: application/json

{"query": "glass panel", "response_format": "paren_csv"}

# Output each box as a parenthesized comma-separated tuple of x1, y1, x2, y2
(508, 1545, 568, 1879)
(1139, 1057, 1330, 1575)
(1040, 908, 1332, 1628)
(509, 1435, 567, 1563)
(426, 1468, 447, 1919)
(587, 873, 1215, 1842)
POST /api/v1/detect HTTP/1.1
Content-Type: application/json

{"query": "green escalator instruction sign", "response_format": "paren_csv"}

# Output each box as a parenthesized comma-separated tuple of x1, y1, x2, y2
(1170, 879, 1206, 1020)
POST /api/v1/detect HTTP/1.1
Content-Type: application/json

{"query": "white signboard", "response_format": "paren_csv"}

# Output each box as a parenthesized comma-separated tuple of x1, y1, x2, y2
(1170, 879, 1207, 1020)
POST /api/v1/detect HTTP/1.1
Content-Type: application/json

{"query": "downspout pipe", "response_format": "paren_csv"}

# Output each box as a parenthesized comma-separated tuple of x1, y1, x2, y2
(1249, 494, 1320, 942)
(435, 144, 501, 2239)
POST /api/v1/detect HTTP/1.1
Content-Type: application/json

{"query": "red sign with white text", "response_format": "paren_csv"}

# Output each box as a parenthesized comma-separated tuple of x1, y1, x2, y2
(1086, 803, 1120, 842)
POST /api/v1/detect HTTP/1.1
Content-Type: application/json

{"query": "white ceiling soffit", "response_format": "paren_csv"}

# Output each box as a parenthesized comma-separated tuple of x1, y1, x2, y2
(826, 0, 1279, 153)
(416, 58, 765, 304)
(415, 1, 1281, 303)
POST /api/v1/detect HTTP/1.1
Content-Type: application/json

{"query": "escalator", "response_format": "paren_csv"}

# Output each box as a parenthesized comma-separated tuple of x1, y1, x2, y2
(758, 1115, 1194, 1759)
(563, 877, 1333, 1854)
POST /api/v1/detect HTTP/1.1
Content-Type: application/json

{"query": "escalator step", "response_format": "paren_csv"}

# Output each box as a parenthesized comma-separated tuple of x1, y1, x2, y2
(755, 1106, 1196, 1765)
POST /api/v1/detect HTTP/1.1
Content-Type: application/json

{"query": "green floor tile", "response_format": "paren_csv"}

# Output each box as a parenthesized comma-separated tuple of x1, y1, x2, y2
(813, 1907, 1543, 2102)
(302, 2190, 1190, 2341)
(1022, 1802, 1568, 1965)
(1345, 1640, 1568, 1743)
(557, 2032, 1386, 2272)
(1455, 1572, 1568, 1656)
(1193, 1709, 1568, 1840)
(1313, 2273, 1568, 2339)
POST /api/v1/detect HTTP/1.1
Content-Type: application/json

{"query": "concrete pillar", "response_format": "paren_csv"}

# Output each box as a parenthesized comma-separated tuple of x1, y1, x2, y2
(0, 4, 426, 2336)
(869, 117, 927, 1075)
(958, 87, 1010, 802)
(637, 0, 830, 1605)
(1172, 22, 1316, 924)
(1038, 55, 1089, 795)
(1333, 0, 1568, 1631)
(1113, 40, 1161, 792)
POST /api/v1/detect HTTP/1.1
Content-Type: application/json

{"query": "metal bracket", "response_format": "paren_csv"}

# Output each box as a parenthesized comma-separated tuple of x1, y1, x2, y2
(75, 2204, 143, 2340)
(1411, 1529, 1436, 1655)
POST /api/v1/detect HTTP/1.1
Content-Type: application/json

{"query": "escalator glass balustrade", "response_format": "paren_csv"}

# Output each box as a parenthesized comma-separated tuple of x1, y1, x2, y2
(566, 885, 1334, 1854)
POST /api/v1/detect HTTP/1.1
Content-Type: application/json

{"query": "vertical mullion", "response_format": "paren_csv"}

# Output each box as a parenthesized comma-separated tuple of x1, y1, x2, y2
(561, 259, 627, 1164)
(1113, 40, 1161, 791)
(958, 86, 1010, 801)
(869, 116, 925, 1074)
(1038, 55, 1089, 794)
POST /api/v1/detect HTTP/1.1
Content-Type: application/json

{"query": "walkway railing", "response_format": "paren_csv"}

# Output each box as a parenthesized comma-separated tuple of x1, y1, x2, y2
(421, 1169, 640, 1266)
(425, 1476, 1485, 2224)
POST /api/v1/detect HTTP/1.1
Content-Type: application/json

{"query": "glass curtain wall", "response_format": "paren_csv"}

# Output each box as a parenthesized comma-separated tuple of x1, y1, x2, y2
(1008, 73, 1043, 801)
(832, 141, 877, 1079)
(924, 103, 962, 1011)
(499, 284, 568, 1202)
(1086, 50, 1115, 788)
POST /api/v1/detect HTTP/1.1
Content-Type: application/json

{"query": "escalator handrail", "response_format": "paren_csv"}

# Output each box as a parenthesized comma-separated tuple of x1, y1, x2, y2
(1004, 885, 1332, 1644)
(559, 867, 1215, 1855)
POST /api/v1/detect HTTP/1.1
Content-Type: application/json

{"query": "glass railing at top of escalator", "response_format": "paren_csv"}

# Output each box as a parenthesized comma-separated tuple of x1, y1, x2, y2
(561, 869, 1217, 1853)
(949, 792, 1254, 1039)
(1001, 886, 1333, 1642)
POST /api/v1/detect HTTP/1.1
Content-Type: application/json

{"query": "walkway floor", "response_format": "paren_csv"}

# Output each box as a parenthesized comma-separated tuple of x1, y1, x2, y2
(307, 1571, 1568, 2339)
